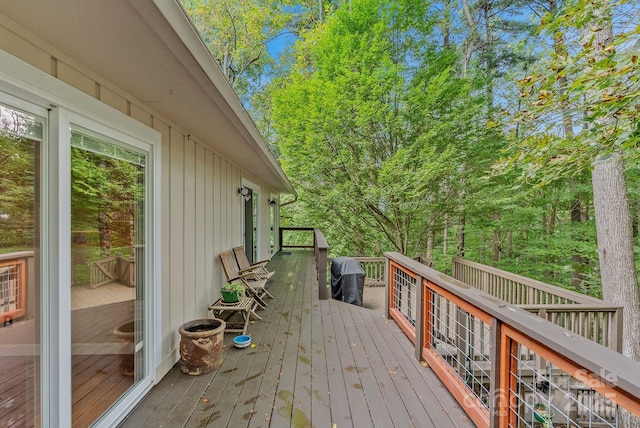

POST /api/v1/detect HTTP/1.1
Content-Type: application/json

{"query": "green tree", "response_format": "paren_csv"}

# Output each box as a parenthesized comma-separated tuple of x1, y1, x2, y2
(271, 0, 491, 257)
(71, 147, 141, 257)
(0, 135, 36, 249)
(181, 0, 295, 102)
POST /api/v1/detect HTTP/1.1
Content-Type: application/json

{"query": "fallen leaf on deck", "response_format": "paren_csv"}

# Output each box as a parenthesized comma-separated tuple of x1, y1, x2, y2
(202, 398, 210, 403)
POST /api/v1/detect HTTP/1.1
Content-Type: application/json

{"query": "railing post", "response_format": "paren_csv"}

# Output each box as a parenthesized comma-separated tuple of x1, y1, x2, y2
(314, 229, 329, 300)
(384, 257, 391, 320)
(415, 275, 424, 362)
(317, 247, 328, 300)
(612, 306, 623, 353)
(489, 317, 503, 428)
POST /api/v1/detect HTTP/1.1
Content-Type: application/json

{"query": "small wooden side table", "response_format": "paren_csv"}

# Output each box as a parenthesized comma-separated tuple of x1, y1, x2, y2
(208, 297, 261, 335)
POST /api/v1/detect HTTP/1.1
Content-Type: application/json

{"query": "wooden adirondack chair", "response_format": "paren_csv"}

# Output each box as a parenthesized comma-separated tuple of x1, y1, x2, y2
(219, 250, 273, 308)
(232, 246, 275, 280)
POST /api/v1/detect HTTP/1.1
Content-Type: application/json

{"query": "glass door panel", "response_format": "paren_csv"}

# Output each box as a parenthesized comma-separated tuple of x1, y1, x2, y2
(0, 101, 43, 428)
(70, 127, 146, 427)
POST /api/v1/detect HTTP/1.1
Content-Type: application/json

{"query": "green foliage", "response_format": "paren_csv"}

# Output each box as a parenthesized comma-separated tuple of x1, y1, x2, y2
(500, 0, 640, 186)
(0, 134, 35, 248)
(71, 147, 141, 249)
(271, 0, 494, 257)
(221, 281, 246, 294)
(186, 0, 640, 300)
(181, 0, 297, 103)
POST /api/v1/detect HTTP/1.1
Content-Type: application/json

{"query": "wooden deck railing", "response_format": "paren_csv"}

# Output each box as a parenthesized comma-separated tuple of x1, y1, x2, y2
(352, 257, 386, 286)
(90, 255, 136, 288)
(279, 229, 387, 299)
(386, 252, 640, 428)
(452, 258, 622, 351)
(0, 251, 33, 322)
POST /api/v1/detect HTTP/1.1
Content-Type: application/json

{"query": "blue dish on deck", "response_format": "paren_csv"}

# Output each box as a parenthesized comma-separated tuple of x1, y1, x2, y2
(233, 335, 251, 348)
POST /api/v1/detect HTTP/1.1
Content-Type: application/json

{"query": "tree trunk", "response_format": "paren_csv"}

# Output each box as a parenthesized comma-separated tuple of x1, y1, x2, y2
(457, 215, 465, 258)
(583, 0, 640, 369)
(592, 153, 640, 364)
(570, 198, 586, 290)
(99, 211, 111, 258)
(548, 204, 556, 236)
(426, 229, 434, 261)
(592, 154, 640, 428)
(443, 214, 448, 255)
(492, 213, 501, 263)
(442, 0, 451, 48)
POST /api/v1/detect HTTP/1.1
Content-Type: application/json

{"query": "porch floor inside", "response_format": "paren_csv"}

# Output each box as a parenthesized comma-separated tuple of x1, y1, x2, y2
(119, 249, 473, 428)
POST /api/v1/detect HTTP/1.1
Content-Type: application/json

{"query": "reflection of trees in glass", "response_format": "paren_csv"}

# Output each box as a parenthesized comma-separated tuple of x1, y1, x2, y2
(71, 147, 142, 260)
(0, 133, 36, 251)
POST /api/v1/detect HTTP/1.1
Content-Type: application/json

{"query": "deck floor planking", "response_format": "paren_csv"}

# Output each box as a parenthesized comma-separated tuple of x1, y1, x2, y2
(119, 250, 474, 428)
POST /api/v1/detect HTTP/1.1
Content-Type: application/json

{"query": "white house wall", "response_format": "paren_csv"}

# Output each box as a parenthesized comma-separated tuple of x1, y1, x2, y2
(0, 22, 280, 381)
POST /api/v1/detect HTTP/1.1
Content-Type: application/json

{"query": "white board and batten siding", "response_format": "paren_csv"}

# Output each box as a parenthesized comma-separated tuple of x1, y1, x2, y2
(160, 131, 276, 376)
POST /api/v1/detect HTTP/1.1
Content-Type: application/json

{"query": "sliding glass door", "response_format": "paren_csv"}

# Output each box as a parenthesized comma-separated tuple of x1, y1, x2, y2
(70, 126, 147, 427)
(0, 98, 44, 428)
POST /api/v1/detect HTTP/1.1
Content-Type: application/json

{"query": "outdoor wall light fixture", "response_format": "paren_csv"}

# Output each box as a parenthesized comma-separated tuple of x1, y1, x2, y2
(238, 186, 251, 201)
(268, 198, 277, 206)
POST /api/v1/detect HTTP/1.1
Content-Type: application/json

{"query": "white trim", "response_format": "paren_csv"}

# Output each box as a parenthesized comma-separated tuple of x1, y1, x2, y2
(0, 90, 48, 118)
(48, 106, 73, 427)
(0, 91, 51, 426)
(242, 178, 261, 258)
(65, 118, 158, 428)
(269, 195, 279, 256)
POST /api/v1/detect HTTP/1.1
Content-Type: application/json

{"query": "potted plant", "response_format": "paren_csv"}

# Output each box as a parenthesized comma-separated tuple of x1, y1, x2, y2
(221, 281, 245, 303)
(533, 403, 554, 428)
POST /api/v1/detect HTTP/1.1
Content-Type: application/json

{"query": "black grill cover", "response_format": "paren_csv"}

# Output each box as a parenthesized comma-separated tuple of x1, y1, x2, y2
(331, 257, 365, 306)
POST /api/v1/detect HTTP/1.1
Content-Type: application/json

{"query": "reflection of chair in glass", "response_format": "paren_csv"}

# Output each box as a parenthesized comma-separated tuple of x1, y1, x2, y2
(232, 246, 275, 280)
(219, 251, 273, 308)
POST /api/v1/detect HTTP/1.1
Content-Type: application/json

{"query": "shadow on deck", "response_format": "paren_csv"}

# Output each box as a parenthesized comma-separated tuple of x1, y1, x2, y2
(119, 250, 473, 428)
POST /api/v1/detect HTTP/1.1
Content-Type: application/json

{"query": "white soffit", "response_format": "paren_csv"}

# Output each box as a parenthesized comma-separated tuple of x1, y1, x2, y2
(0, 0, 294, 194)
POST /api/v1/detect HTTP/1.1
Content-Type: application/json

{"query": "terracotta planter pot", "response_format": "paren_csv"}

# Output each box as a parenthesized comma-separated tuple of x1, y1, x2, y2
(179, 318, 226, 375)
(113, 320, 136, 376)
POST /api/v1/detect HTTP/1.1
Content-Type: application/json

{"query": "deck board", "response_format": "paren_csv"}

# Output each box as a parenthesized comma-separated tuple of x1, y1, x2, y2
(0, 300, 135, 428)
(119, 250, 473, 428)
(328, 300, 372, 427)
(341, 304, 395, 428)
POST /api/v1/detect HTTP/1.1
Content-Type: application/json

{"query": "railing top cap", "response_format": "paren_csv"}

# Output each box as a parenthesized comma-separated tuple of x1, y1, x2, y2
(451, 257, 613, 306)
(0, 251, 35, 262)
(313, 228, 329, 249)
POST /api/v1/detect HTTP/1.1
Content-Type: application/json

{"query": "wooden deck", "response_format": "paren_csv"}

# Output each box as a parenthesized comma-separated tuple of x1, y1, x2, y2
(119, 250, 473, 428)
(0, 300, 134, 427)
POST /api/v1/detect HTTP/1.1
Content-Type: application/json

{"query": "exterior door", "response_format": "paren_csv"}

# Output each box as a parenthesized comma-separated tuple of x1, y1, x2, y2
(243, 188, 255, 264)
(0, 96, 45, 428)
(70, 126, 148, 427)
